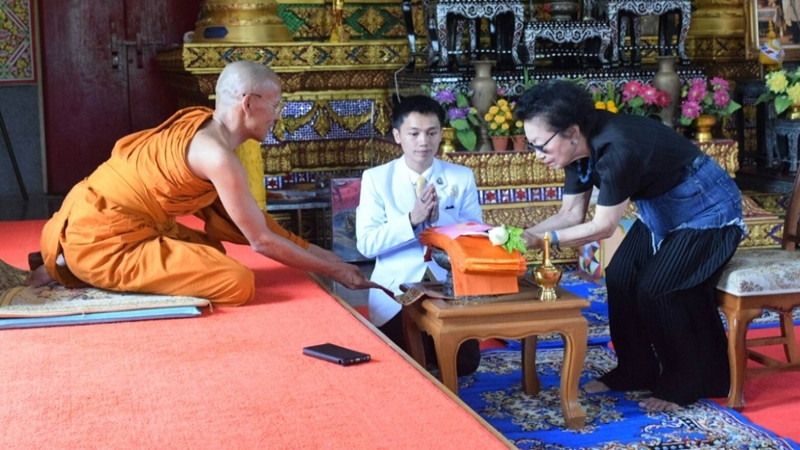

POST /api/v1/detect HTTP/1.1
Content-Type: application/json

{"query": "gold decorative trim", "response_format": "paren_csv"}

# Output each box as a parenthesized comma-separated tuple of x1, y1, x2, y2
(442, 151, 565, 187)
(274, 94, 392, 137)
(263, 138, 392, 175)
(278, 0, 325, 4)
(156, 41, 410, 74)
(739, 219, 783, 249)
(695, 140, 739, 176)
(280, 70, 395, 93)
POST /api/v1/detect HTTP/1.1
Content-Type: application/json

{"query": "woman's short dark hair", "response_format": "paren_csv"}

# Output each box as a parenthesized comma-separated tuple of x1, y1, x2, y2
(514, 79, 597, 134)
(391, 94, 446, 130)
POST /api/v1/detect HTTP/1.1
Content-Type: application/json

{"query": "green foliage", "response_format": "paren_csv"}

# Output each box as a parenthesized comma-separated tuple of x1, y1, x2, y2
(498, 225, 527, 254)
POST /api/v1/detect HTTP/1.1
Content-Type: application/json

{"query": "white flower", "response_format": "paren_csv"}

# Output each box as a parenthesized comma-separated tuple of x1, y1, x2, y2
(488, 226, 509, 246)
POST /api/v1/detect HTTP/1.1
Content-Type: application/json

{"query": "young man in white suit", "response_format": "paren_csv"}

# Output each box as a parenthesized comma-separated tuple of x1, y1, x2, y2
(356, 94, 484, 375)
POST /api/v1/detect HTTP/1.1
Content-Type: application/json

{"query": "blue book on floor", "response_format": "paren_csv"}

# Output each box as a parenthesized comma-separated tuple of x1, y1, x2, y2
(0, 306, 202, 329)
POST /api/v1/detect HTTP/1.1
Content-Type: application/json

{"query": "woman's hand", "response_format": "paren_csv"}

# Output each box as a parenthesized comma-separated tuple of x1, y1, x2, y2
(521, 230, 544, 250)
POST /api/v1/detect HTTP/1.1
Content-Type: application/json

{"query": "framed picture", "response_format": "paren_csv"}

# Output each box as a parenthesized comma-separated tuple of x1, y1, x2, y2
(747, 0, 800, 60)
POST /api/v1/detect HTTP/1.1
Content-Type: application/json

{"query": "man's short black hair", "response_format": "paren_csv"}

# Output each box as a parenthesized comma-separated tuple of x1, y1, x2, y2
(391, 94, 446, 130)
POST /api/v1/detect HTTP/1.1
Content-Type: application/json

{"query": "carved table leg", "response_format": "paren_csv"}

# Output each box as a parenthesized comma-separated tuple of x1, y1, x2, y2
(609, 6, 621, 67)
(677, 2, 692, 64)
(402, 0, 416, 69)
(434, 331, 462, 394)
(401, 307, 428, 367)
(787, 128, 800, 172)
(511, 14, 524, 65)
(561, 320, 588, 430)
(632, 15, 642, 66)
(522, 335, 541, 395)
(597, 29, 611, 68)
(436, 6, 449, 67)
(524, 26, 538, 67)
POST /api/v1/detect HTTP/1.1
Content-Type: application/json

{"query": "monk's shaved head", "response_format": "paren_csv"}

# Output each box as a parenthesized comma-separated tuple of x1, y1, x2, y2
(215, 60, 281, 111)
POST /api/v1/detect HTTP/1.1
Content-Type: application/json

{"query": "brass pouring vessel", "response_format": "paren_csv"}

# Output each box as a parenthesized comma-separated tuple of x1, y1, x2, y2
(533, 233, 562, 301)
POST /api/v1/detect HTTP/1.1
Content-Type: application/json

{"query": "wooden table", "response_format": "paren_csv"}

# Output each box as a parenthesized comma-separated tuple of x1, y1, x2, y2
(401, 282, 590, 430)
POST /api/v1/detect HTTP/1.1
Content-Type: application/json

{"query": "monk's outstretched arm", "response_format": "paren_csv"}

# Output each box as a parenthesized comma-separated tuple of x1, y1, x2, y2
(188, 138, 373, 290)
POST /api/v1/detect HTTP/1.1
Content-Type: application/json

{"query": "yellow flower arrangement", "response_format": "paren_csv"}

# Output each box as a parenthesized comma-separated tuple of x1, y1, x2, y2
(591, 81, 620, 113)
(484, 98, 514, 137)
(757, 68, 800, 116)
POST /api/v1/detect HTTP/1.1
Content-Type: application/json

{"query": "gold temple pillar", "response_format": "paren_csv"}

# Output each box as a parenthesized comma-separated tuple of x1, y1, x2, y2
(193, 0, 292, 43)
(235, 139, 267, 210)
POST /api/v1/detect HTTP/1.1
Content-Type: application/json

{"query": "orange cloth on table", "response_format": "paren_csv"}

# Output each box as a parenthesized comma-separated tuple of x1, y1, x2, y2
(420, 227, 527, 297)
(40, 107, 308, 307)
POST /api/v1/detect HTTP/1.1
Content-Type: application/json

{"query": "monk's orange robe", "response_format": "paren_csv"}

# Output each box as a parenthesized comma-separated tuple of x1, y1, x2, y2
(40, 107, 308, 306)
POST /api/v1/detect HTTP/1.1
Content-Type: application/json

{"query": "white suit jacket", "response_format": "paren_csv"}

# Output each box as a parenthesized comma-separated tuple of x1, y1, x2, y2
(356, 158, 483, 326)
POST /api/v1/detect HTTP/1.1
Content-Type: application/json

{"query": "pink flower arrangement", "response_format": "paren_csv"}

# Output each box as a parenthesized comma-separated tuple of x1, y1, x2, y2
(678, 77, 741, 126)
(617, 80, 671, 118)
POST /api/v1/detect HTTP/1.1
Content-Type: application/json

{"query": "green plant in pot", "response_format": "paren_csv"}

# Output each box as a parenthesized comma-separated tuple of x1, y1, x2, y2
(423, 85, 480, 151)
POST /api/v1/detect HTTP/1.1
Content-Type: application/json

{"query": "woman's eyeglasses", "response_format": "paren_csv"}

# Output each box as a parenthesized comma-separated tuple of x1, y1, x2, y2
(526, 130, 560, 153)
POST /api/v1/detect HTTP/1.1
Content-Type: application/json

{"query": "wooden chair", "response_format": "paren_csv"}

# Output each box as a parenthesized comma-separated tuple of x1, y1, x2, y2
(716, 172, 800, 410)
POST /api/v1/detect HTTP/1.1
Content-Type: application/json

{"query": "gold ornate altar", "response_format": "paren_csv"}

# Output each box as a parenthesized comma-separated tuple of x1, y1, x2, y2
(155, 0, 776, 261)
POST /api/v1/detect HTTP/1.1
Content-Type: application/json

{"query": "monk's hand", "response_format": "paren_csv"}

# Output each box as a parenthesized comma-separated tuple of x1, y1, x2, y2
(330, 262, 374, 290)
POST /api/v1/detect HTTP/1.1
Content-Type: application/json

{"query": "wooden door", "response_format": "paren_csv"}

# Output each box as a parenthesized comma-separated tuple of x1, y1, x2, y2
(40, 0, 201, 194)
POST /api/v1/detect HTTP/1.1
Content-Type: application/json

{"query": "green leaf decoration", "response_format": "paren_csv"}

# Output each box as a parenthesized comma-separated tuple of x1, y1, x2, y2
(499, 226, 527, 255)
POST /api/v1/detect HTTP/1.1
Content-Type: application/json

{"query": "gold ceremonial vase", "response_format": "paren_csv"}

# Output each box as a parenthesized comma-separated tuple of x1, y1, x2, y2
(788, 104, 800, 120)
(440, 127, 457, 154)
(533, 234, 562, 301)
(694, 114, 716, 143)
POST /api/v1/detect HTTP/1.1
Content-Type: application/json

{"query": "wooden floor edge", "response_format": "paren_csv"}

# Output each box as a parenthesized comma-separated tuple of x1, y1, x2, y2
(307, 272, 516, 449)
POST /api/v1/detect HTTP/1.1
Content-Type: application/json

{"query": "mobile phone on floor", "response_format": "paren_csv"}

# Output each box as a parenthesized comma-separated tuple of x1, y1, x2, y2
(302, 343, 371, 366)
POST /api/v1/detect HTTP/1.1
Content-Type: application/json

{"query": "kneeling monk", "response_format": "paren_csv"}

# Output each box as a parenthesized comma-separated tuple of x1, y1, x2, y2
(35, 60, 375, 306)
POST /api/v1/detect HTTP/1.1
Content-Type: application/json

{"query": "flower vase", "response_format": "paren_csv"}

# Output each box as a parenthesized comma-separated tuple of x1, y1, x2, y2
(491, 136, 510, 151)
(512, 134, 527, 150)
(694, 114, 716, 142)
(533, 235, 562, 302)
(653, 56, 680, 128)
(469, 60, 498, 152)
(440, 127, 457, 154)
(788, 104, 800, 120)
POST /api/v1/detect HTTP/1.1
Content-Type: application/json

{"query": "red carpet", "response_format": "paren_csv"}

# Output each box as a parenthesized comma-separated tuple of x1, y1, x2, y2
(0, 220, 509, 448)
(1, 219, 798, 446)
(710, 326, 800, 442)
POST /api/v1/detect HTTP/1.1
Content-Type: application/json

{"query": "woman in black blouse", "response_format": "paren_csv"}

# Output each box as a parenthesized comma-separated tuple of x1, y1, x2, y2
(515, 79, 746, 411)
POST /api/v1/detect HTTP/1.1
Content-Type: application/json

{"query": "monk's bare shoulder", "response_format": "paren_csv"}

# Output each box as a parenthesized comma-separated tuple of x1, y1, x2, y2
(186, 121, 237, 181)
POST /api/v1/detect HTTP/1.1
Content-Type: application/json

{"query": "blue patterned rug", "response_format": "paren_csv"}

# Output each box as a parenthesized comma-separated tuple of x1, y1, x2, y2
(550, 271, 800, 348)
(458, 346, 800, 449)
